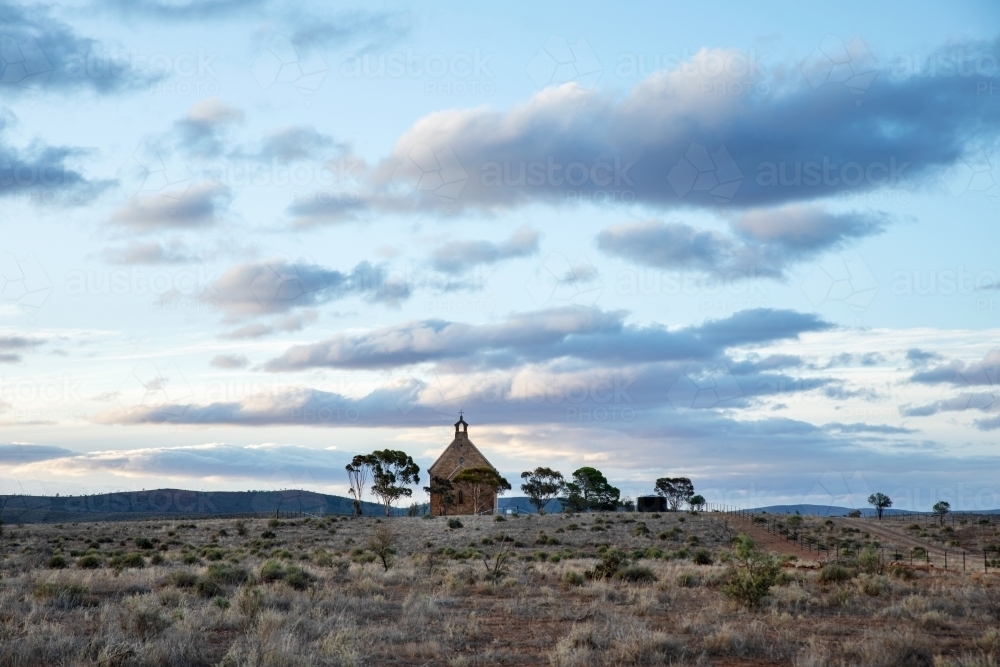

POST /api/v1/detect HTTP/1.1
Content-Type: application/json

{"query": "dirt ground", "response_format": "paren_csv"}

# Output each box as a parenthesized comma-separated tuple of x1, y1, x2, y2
(2, 510, 999, 666)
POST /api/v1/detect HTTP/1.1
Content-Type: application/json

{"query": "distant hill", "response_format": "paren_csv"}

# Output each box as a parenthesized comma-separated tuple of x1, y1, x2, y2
(0, 489, 424, 524)
(751, 504, 1000, 517)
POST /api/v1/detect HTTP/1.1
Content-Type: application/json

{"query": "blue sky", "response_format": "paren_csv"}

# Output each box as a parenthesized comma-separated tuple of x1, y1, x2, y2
(2, 0, 1000, 511)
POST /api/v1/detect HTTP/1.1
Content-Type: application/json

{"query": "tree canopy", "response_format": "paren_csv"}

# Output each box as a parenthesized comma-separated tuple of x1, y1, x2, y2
(565, 467, 620, 511)
(369, 449, 420, 517)
(520, 467, 566, 513)
(655, 477, 695, 511)
(867, 492, 892, 520)
(453, 467, 511, 514)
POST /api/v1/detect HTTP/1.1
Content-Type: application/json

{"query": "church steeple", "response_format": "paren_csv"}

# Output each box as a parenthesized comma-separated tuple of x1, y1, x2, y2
(454, 410, 468, 435)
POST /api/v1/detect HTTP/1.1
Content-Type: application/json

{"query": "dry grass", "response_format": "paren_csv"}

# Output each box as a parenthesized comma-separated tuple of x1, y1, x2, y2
(1, 511, 998, 666)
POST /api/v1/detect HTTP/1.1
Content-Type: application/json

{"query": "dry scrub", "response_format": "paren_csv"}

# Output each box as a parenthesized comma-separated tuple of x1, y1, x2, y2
(1, 511, 998, 666)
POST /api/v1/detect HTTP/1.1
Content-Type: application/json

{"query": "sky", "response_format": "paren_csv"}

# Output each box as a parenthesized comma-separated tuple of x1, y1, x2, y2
(1, 0, 999, 512)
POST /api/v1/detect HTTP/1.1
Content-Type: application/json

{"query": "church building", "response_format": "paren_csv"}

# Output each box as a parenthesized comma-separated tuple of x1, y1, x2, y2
(427, 415, 498, 515)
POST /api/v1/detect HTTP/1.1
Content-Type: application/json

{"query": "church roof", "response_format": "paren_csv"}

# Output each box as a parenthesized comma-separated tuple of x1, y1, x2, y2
(428, 416, 495, 480)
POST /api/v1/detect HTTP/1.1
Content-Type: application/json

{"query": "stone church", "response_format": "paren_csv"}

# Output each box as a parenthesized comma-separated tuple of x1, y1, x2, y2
(427, 415, 498, 515)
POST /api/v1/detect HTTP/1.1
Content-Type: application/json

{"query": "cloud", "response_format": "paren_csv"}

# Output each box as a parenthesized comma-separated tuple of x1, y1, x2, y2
(432, 226, 539, 274)
(597, 207, 886, 278)
(0, 334, 43, 363)
(210, 354, 249, 369)
(263, 306, 830, 371)
(0, 443, 73, 464)
(14, 442, 352, 484)
(221, 311, 319, 339)
(909, 349, 1000, 386)
(0, 0, 160, 94)
(241, 126, 343, 164)
(0, 112, 110, 202)
(103, 240, 194, 265)
(288, 41, 999, 224)
(906, 348, 942, 366)
(109, 181, 231, 231)
(172, 97, 244, 157)
(100, 0, 268, 20)
(209, 258, 409, 322)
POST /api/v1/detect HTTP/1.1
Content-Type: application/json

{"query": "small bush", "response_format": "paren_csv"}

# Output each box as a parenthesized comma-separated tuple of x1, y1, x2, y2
(447, 518, 463, 529)
(77, 554, 102, 569)
(237, 586, 263, 620)
(260, 530, 276, 539)
(110, 552, 146, 569)
(721, 534, 780, 608)
(134, 537, 154, 550)
(206, 563, 249, 585)
(47, 554, 67, 569)
(562, 571, 585, 587)
(34, 582, 94, 609)
(818, 564, 853, 584)
(212, 595, 230, 609)
(235, 520, 247, 536)
(691, 548, 713, 565)
(149, 553, 164, 565)
(616, 565, 657, 583)
(283, 566, 315, 591)
(195, 578, 222, 598)
(267, 518, 281, 528)
(494, 515, 505, 522)
(259, 560, 286, 583)
(182, 553, 200, 565)
(589, 549, 628, 580)
(170, 570, 198, 588)
(676, 572, 700, 587)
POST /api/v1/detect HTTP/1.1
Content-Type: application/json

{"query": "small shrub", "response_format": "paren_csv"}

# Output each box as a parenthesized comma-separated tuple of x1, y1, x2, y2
(150, 553, 164, 565)
(47, 554, 67, 569)
(111, 552, 146, 569)
(616, 565, 657, 583)
(194, 578, 222, 598)
(562, 570, 585, 587)
(235, 520, 247, 536)
(134, 537, 154, 550)
(237, 586, 263, 620)
(691, 548, 713, 565)
(212, 595, 230, 609)
(267, 518, 280, 528)
(721, 534, 780, 608)
(283, 566, 315, 591)
(77, 554, 102, 569)
(260, 530, 276, 539)
(34, 582, 94, 609)
(206, 563, 249, 585)
(818, 564, 852, 584)
(448, 518, 463, 529)
(589, 549, 628, 580)
(182, 553, 200, 565)
(494, 515, 505, 522)
(259, 560, 286, 583)
(169, 570, 198, 588)
(676, 572, 700, 587)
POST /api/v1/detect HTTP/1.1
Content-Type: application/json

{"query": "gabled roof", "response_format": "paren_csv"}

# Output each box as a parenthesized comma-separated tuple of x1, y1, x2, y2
(428, 419, 495, 480)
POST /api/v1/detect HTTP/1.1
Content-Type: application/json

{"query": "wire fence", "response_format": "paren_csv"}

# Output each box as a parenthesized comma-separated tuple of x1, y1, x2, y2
(702, 504, 999, 574)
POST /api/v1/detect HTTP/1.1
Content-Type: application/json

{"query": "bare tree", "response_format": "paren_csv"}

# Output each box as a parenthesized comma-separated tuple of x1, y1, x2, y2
(346, 454, 376, 516)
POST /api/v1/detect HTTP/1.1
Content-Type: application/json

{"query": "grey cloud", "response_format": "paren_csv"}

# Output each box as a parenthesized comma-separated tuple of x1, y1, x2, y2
(290, 41, 999, 225)
(100, 0, 268, 20)
(906, 348, 942, 366)
(0, 443, 73, 464)
(1, 0, 160, 94)
(0, 334, 43, 363)
(909, 349, 1000, 386)
(109, 181, 231, 231)
(263, 306, 830, 372)
(432, 226, 539, 274)
(210, 354, 249, 369)
(242, 126, 343, 164)
(0, 114, 110, 201)
(596, 208, 886, 278)
(209, 259, 408, 322)
(172, 98, 244, 158)
(220, 311, 318, 339)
